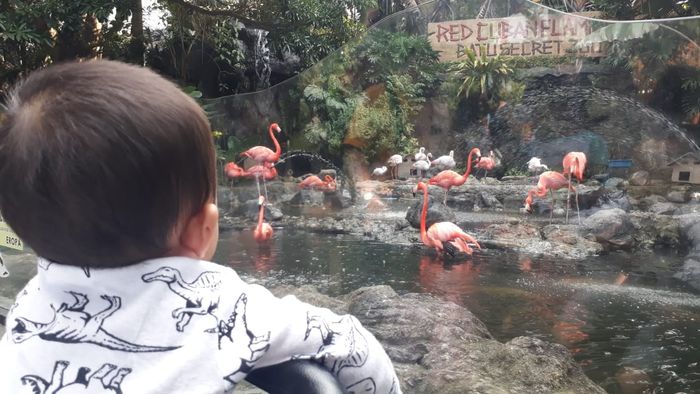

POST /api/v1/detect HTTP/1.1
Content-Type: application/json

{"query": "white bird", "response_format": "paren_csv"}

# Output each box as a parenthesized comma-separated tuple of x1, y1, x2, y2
(412, 159, 431, 179)
(415, 147, 428, 162)
(527, 157, 549, 175)
(372, 166, 388, 177)
(431, 150, 456, 170)
(387, 154, 403, 179)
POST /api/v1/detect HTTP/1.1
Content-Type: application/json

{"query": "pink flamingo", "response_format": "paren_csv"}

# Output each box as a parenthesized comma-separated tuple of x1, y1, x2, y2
(240, 123, 282, 165)
(224, 162, 277, 200)
(524, 171, 575, 223)
(254, 195, 273, 243)
(299, 175, 336, 192)
(475, 150, 496, 178)
(562, 152, 587, 224)
(428, 148, 481, 205)
(414, 182, 481, 256)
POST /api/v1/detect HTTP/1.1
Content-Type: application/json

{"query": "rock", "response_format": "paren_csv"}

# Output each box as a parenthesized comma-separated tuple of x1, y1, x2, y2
(479, 191, 503, 209)
(592, 173, 608, 183)
(615, 367, 652, 394)
(629, 212, 681, 249)
(667, 190, 690, 203)
(318, 169, 337, 179)
(243, 199, 283, 221)
(406, 195, 455, 229)
(581, 208, 634, 250)
(542, 225, 578, 245)
(673, 258, 700, 291)
(628, 171, 649, 186)
(649, 202, 681, 216)
(324, 192, 352, 209)
(638, 195, 667, 210)
(596, 190, 631, 212)
(604, 177, 625, 189)
(480, 176, 500, 185)
(342, 285, 605, 394)
(576, 187, 605, 210)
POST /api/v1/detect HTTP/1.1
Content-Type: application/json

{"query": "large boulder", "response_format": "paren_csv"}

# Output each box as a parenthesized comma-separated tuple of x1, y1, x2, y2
(243, 199, 284, 222)
(406, 195, 455, 229)
(628, 171, 649, 186)
(339, 285, 604, 394)
(581, 208, 634, 250)
(673, 258, 700, 291)
(667, 190, 690, 203)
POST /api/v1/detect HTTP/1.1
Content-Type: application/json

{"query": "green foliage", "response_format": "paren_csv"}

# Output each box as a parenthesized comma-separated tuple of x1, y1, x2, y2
(681, 72, 700, 119)
(449, 48, 523, 113)
(302, 77, 365, 156)
(348, 29, 444, 93)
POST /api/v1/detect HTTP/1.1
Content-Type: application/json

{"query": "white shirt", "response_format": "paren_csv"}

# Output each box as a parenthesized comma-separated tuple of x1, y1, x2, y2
(0, 256, 401, 393)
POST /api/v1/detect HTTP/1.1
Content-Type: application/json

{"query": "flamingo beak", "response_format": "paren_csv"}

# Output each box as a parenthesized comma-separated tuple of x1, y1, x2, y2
(274, 125, 282, 133)
(524, 203, 532, 214)
(258, 196, 265, 205)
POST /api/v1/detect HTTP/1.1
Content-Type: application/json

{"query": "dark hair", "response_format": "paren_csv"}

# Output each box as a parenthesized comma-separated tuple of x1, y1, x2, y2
(0, 60, 216, 267)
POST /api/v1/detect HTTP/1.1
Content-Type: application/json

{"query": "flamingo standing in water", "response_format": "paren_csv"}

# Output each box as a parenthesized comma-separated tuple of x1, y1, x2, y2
(475, 150, 497, 178)
(254, 195, 273, 243)
(224, 162, 277, 201)
(240, 123, 283, 164)
(414, 182, 481, 256)
(387, 154, 403, 180)
(562, 152, 587, 225)
(524, 171, 575, 223)
(412, 159, 431, 179)
(428, 148, 481, 205)
(240, 123, 282, 200)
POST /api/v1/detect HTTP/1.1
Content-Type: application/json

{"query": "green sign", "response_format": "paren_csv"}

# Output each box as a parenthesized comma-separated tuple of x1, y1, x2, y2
(0, 216, 23, 250)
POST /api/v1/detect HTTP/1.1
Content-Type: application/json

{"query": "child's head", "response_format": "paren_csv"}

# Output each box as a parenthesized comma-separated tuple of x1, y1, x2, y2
(0, 60, 219, 268)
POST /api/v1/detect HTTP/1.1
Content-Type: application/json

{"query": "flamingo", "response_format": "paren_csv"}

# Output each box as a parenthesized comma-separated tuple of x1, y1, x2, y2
(254, 195, 273, 243)
(475, 150, 497, 178)
(240, 123, 282, 165)
(524, 171, 575, 223)
(412, 159, 431, 179)
(415, 147, 428, 162)
(428, 148, 481, 205)
(387, 154, 403, 180)
(299, 175, 336, 191)
(413, 182, 481, 256)
(372, 166, 388, 178)
(431, 150, 456, 171)
(224, 162, 246, 178)
(527, 157, 549, 176)
(562, 152, 587, 225)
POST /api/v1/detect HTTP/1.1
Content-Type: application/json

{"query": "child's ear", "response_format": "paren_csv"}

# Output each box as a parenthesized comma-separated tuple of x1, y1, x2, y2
(175, 203, 219, 260)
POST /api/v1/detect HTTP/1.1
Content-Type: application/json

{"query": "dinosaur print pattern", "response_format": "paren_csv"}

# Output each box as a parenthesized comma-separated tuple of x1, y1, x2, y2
(141, 266, 221, 332)
(21, 360, 131, 394)
(0, 252, 9, 278)
(218, 293, 271, 385)
(302, 312, 370, 374)
(38, 258, 91, 277)
(11, 291, 178, 353)
(346, 377, 376, 394)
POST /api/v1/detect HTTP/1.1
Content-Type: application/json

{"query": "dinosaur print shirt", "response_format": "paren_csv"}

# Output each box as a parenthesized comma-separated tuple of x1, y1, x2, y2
(0, 256, 401, 393)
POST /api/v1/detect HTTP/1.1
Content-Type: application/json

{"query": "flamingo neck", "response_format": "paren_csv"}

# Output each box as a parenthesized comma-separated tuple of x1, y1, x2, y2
(419, 185, 430, 245)
(269, 125, 281, 160)
(257, 202, 265, 229)
(461, 149, 477, 181)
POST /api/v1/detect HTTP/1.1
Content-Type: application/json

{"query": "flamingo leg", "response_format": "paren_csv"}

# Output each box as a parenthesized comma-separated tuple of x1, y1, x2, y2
(263, 178, 269, 203)
(443, 189, 448, 205)
(549, 189, 555, 223)
(575, 186, 581, 225)
(565, 173, 572, 225)
(255, 176, 261, 197)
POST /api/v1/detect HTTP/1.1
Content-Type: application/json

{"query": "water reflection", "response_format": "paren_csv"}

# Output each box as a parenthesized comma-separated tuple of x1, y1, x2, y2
(212, 229, 700, 393)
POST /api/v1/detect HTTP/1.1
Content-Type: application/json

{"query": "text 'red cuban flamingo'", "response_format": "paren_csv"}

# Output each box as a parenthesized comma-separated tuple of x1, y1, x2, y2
(414, 182, 481, 257)
(254, 195, 273, 243)
(562, 152, 587, 225)
(428, 148, 481, 205)
(524, 171, 575, 223)
(241, 123, 282, 165)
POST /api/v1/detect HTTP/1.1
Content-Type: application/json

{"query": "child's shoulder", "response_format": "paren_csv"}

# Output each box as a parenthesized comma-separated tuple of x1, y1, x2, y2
(139, 256, 242, 284)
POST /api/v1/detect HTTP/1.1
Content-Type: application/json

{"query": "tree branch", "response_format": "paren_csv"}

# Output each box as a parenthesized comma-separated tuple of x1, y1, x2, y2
(164, 0, 277, 31)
